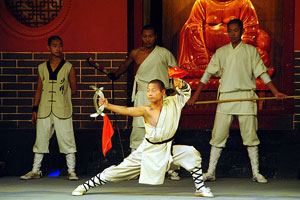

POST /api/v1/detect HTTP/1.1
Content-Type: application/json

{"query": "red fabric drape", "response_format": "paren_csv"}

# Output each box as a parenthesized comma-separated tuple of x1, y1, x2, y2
(102, 114, 114, 156)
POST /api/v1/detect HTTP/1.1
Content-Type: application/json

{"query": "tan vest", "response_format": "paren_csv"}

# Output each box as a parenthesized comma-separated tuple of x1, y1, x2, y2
(37, 60, 73, 119)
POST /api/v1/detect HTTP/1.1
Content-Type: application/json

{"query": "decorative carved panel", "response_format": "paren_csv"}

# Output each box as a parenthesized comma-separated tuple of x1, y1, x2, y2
(0, 0, 71, 39)
(4, 0, 63, 28)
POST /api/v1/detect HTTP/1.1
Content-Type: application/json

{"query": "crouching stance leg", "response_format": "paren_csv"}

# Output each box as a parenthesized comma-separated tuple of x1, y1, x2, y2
(72, 173, 108, 196)
(173, 145, 214, 198)
(191, 167, 213, 198)
(72, 150, 141, 196)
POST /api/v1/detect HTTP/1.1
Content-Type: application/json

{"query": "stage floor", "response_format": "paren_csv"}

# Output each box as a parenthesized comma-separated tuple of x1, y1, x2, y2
(0, 176, 299, 200)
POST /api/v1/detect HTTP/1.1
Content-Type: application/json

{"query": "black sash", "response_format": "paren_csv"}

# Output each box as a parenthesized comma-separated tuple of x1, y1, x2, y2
(145, 136, 174, 145)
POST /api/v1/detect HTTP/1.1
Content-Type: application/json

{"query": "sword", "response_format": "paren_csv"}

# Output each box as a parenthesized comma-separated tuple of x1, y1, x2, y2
(89, 85, 105, 118)
(90, 85, 125, 158)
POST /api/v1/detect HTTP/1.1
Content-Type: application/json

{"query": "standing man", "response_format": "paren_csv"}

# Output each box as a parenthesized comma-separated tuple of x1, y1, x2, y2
(108, 25, 180, 180)
(20, 36, 78, 180)
(187, 19, 286, 183)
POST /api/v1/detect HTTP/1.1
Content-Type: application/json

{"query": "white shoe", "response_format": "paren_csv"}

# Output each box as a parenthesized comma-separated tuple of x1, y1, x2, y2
(20, 171, 42, 180)
(203, 173, 216, 182)
(252, 173, 268, 183)
(168, 170, 180, 181)
(195, 186, 214, 198)
(68, 172, 79, 181)
(72, 185, 87, 196)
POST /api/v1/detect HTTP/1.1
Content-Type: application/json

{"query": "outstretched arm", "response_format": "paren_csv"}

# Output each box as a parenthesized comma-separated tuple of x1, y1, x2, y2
(99, 98, 146, 117)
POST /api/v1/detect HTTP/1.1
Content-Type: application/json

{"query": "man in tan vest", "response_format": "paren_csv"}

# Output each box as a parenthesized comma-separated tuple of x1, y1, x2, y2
(20, 36, 78, 180)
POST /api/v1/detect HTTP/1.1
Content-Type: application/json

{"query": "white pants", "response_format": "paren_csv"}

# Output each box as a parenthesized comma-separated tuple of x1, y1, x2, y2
(101, 144, 201, 182)
(210, 112, 260, 147)
(33, 113, 76, 154)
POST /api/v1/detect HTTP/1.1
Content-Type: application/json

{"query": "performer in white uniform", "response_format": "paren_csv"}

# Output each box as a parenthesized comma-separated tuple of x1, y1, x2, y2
(187, 19, 286, 183)
(107, 25, 180, 180)
(20, 36, 78, 180)
(72, 79, 214, 198)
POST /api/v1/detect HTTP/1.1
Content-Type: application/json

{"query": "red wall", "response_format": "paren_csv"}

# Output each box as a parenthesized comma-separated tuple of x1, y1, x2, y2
(295, 0, 300, 50)
(0, 0, 127, 52)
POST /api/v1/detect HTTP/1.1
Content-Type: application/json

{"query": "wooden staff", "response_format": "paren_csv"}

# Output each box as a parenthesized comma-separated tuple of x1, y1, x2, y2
(194, 95, 300, 105)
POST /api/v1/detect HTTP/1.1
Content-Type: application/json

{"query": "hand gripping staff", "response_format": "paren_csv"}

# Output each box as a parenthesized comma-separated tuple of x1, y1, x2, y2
(89, 85, 114, 157)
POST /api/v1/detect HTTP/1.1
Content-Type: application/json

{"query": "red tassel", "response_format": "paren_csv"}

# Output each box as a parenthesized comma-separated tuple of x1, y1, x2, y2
(168, 66, 188, 78)
(102, 114, 114, 156)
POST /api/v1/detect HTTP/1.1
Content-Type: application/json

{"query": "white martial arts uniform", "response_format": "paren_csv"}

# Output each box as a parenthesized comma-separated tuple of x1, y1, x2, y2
(204, 42, 268, 147)
(130, 45, 178, 149)
(101, 80, 202, 185)
(33, 60, 76, 154)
